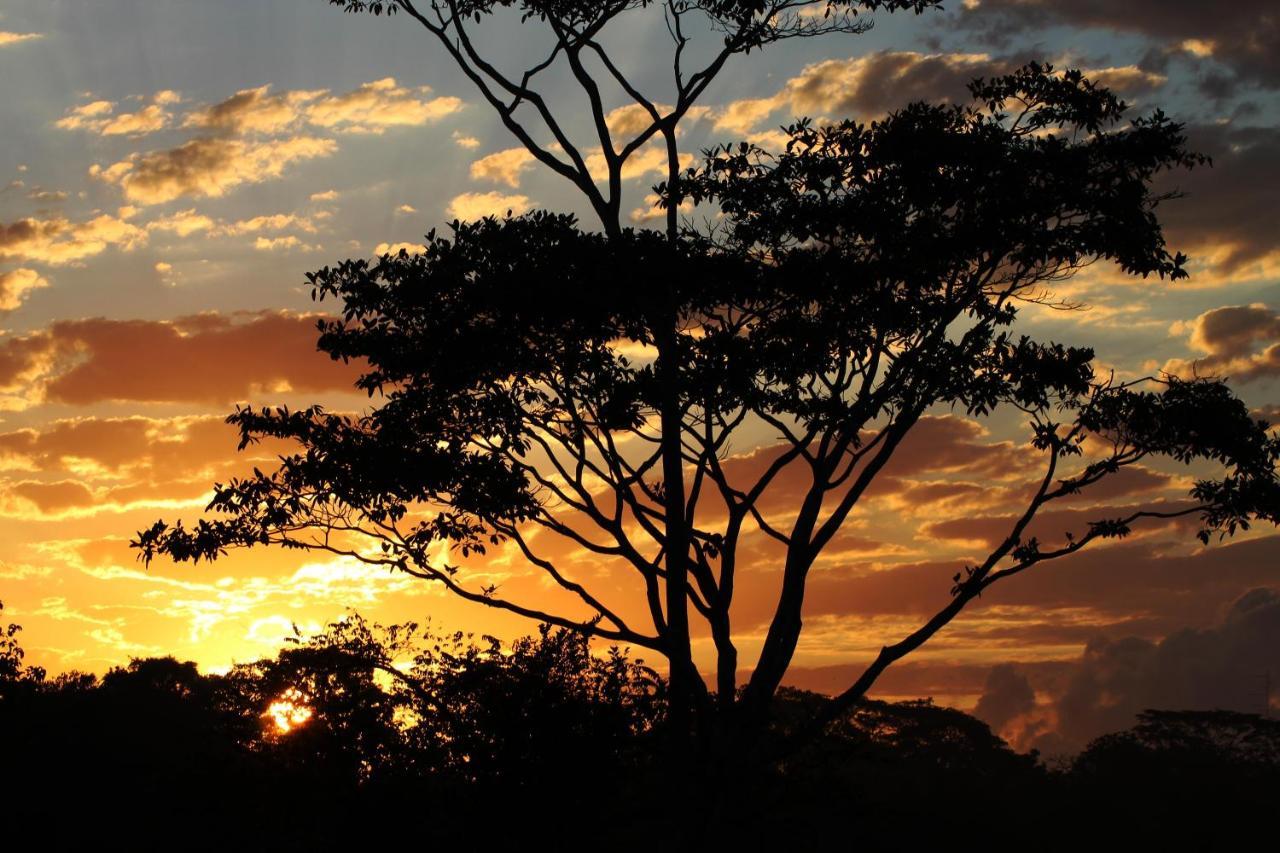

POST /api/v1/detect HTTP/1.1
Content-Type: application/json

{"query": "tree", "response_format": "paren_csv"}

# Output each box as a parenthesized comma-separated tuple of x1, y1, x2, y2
(134, 3, 1280, 757)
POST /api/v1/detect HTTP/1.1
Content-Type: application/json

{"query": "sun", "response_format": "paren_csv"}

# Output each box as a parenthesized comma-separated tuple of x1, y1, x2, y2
(264, 687, 314, 734)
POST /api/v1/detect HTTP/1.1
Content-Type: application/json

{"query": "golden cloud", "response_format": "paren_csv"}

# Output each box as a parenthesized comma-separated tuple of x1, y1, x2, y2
(0, 268, 50, 311)
(446, 191, 535, 221)
(253, 235, 316, 252)
(373, 241, 427, 256)
(92, 135, 338, 205)
(469, 148, 535, 188)
(56, 94, 177, 136)
(225, 213, 319, 235)
(0, 414, 305, 519)
(145, 209, 217, 237)
(183, 84, 325, 135)
(1163, 303, 1280, 382)
(304, 78, 464, 133)
(0, 214, 146, 266)
(0, 31, 42, 47)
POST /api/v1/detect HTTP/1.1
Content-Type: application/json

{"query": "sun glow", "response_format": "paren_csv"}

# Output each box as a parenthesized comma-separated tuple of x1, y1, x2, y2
(264, 687, 314, 734)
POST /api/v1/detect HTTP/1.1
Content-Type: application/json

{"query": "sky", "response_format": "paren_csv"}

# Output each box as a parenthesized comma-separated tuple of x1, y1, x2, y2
(1, 0, 1277, 754)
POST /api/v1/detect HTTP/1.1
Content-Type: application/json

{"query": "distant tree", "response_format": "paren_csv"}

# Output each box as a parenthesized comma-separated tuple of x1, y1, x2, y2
(1068, 710, 1280, 850)
(250, 614, 664, 783)
(0, 600, 45, 692)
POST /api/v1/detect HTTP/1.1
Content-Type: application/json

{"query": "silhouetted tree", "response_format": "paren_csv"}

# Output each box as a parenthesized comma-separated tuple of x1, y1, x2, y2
(1067, 710, 1280, 851)
(0, 600, 45, 692)
(307, 0, 944, 739)
(135, 62, 1280, 760)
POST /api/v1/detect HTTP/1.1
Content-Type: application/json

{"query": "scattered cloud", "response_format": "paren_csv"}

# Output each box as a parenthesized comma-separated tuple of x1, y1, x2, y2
(0, 310, 360, 407)
(224, 213, 319, 235)
(91, 135, 338, 205)
(88, 78, 462, 206)
(452, 131, 481, 149)
(373, 241, 427, 256)
(305, 78, 463, 133)
(145, 208, 216, 237)
(0, 214, 146, 265)
(710, 51, 1167, 139)
(253, 235, 316, 252)
(55, 91, 180, 136)
(1155, 124, 1280, 282)
(0, 31, 42, 48)
(1164, 303, 1280, 382)
(446, 191, 534, 221)
(183, 84, 325, 135)
(959, 0, 1280, 91)
(0, 268, 50, 311)
(469, 147, 535, 188)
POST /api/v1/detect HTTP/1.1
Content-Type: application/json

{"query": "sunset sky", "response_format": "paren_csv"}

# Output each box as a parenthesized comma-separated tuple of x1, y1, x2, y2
(1, 0, 1277, 754)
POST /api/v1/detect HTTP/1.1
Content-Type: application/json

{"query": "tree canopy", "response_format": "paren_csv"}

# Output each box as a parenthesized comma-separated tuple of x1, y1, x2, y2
(134, 60, 1280, 743)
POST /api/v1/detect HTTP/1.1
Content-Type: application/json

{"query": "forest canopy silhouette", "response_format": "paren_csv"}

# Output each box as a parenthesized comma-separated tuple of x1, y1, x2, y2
(3, 601, 1280, 849)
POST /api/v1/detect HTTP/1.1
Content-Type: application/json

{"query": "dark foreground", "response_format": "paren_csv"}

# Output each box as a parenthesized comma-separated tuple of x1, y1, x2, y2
(3, 615, 1277, 851)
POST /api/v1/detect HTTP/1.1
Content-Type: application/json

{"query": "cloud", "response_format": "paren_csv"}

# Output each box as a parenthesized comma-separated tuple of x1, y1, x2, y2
(710, 51, 1168, 138)
(1155, 124, 1280, 281)
(310, 189, 339, 202)
(0, 268, 49, 311)
(585, 143, 693, 184)
(973, 663, 1037, 733)
(253, 235, 316, 252)
(87, 78, 466, 206)
(0, 414, 302, 518)
(373, 242, 427, 256)
(452, 132, 481, 149)
(786, 51, 1002, 118)
(0, 31, 42, 47)
(92, 135, 338, 205)
(224, 213, 319, 235)
(145, 209, 216, 237)
(304, 78, 463, 134)
(27, 189, 68, 203)
(1082, 65, 1167, 94)
(959, 0, 1280, 90)
(1163, 303, 1280, 382)
(469, 148, 535, 188)
(605, 103, 667, 138)
(56, 92, 178, 136)
(446, 191, 535, 221)
(976, 586, 1280, 753)
(183, 84, 324, 135)
(0, 310, 360, 407)
(0, 214, 146, 265)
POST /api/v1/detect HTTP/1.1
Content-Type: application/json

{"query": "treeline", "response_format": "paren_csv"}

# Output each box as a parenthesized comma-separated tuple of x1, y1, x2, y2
(3, 607, 1278, 850)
